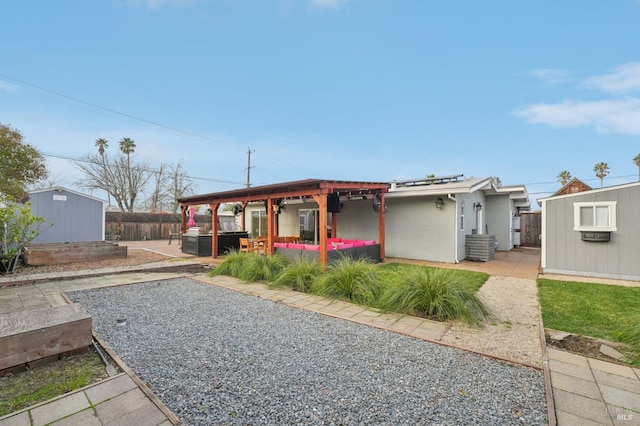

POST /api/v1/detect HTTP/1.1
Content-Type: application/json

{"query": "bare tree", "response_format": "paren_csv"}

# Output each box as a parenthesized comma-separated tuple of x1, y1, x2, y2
(73, 138, 152, 212)
(167, 161, 196, 213)
(593, 162, 610, 188)
(145, 162, 168, 212)
(27, 174, 67, 191)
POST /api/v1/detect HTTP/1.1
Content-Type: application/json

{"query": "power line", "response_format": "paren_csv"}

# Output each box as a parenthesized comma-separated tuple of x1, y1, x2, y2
(42, 152, 245, 186)
(0, 74, 238, 149)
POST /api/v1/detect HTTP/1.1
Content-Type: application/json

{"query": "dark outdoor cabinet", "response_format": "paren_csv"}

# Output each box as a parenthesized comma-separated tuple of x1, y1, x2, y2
(182, 232, 249, 256)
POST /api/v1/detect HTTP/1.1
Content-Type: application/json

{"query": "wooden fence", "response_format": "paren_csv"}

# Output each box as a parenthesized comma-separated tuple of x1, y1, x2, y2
(105, 212, 212, 241)
(519, 212, 541, 247)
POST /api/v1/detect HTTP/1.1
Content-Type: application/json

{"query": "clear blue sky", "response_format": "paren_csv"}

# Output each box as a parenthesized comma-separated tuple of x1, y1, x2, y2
(2, 0, 639, 210)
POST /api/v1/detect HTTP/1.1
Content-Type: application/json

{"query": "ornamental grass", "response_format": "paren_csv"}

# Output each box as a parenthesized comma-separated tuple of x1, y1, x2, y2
(270, 257, 322, 293)
(310, 256, 381, 307)
(378, 266, 490, 326)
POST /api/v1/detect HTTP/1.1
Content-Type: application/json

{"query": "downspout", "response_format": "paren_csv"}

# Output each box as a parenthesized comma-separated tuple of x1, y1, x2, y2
(447, 194, 459, 263)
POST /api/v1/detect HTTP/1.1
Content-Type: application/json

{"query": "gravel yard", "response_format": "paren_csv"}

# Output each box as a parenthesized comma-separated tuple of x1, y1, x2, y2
(69, 278, 547, 426)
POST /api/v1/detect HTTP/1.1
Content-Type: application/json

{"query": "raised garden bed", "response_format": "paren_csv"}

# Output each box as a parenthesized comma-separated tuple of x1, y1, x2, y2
(24, 241, 127, 266)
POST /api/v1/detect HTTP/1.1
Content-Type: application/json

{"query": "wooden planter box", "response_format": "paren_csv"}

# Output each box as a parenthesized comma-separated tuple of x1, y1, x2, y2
(0, 304, 92, 371)
(25, 241, 127, 266)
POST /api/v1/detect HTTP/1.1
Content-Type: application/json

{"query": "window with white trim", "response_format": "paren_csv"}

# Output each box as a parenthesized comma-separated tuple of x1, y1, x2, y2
(573, 201, 617, 232)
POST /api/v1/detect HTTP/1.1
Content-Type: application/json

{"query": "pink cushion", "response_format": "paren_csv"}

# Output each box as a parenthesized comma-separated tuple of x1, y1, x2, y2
(304, 244, 320, 251)
(351, 241, 365, 247)
(363, 240, 376, 246)
(273, 242, 288, 248)
(337, 243, 354, 249)
(288, 243, 305, 250)
(327, 238, 342, 244)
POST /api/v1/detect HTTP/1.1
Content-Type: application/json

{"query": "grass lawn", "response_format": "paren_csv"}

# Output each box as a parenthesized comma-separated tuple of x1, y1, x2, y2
(0, 349, 109, 417)
(378, 263, 489, 292)
(537, 278, 640, 342)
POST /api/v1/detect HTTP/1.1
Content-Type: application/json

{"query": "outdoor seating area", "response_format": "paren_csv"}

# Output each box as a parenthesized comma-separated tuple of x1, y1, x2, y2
(274, 238, 381, 263)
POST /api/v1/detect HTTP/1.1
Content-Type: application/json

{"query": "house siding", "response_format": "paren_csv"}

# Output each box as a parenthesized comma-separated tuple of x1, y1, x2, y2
(384, 196, 455, 263)
(543, 184, 640, 280)
(29, 189, 105, 243)
(485, 194, 512, 251)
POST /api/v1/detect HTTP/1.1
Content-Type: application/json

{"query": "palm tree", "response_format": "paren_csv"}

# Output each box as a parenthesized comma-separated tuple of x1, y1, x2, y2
(593, 162, 610, 188)
(95, 138, 109, 156)
(557, 170, 572, 186)
(118, 137, 135, 156)
(633, 153, 640, 181)
(95, 138, 110, 206)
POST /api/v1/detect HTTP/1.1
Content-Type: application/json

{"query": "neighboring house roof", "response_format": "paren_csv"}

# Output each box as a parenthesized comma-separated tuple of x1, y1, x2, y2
(539, 180, 640, 202)
(552, 177, 592, 197)
(28, 187, 107, 204)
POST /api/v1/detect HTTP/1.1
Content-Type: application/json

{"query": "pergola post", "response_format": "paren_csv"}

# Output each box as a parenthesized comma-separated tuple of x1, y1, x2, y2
(313, 194, 328, 267)
(240, 202, 248, 232)
(378, 192, 385, 261)
(266, 198, 274, 256)
(210, 203, 219, 258)
(180, 205, 187, 234)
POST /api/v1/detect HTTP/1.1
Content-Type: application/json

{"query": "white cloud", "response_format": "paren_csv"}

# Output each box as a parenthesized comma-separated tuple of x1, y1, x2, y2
(310, 0, 349, 9)
(0, 81, 19, 93)
(584, 62, 640, 93)
(515, 98, 640, 135)
(528, 68, 574, 85)
(124, 0, 200, 10)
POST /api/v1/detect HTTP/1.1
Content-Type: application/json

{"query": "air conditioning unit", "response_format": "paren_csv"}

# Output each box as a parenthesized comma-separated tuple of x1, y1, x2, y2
(581, 231, 611, 242)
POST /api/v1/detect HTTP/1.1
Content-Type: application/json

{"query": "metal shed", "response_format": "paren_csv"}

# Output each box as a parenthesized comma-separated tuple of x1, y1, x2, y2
(540, 181, 640, 281)
(28, 187, 106, 243)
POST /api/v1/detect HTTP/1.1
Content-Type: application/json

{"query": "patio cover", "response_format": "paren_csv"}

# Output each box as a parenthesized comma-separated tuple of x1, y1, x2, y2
(177, 179, 389, 265)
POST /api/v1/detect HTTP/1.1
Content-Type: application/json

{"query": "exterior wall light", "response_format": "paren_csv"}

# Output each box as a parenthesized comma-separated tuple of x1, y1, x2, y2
(474, 202, 482, 211)
(435, 198, 444, 209)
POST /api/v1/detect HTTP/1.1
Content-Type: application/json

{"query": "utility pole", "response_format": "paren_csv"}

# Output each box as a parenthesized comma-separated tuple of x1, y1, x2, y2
(246, 147, 255, 188)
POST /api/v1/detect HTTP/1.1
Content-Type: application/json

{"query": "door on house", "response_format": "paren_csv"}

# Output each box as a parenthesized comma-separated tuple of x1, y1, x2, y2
(251, 210, 267, 238)
(299, 209, 332, 243)
(299, 209, 317, 243)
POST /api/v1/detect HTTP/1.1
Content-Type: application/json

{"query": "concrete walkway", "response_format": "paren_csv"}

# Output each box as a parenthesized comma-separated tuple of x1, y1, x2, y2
(1, 244, 639, 425)
(548, 348, 640, 425)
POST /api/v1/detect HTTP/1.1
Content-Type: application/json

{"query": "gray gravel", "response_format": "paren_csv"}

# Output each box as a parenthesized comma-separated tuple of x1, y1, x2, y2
(69, 278, 547, 425)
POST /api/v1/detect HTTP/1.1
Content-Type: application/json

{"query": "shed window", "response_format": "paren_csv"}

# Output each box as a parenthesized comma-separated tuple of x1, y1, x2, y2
(573, 201, 616, 232)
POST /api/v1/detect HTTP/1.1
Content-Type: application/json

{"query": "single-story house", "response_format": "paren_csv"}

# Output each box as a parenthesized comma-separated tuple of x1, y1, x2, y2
(27, 187, 106, 243)
(178, 175, 530, 265)
(384, 175, 530, 263)
(539, 181, 640, 281)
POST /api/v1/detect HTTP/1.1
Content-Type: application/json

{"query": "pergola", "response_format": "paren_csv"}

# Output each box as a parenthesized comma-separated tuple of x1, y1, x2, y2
(177, 179, 389, 266)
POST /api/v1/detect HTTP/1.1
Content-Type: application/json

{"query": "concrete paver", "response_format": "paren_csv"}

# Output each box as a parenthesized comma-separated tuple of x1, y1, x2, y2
(548, 348, 640, 426)
(30, 391, 91, 426)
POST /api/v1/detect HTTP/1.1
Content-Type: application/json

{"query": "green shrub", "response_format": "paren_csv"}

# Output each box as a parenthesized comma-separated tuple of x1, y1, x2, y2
(238, 254, 290, 283)
(311, 256, 381, 306)
(208, 250, 249, 278)
(618, 311, 640, 365)
(270, 257, 322, 292)
(378, 266, 490, 326)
